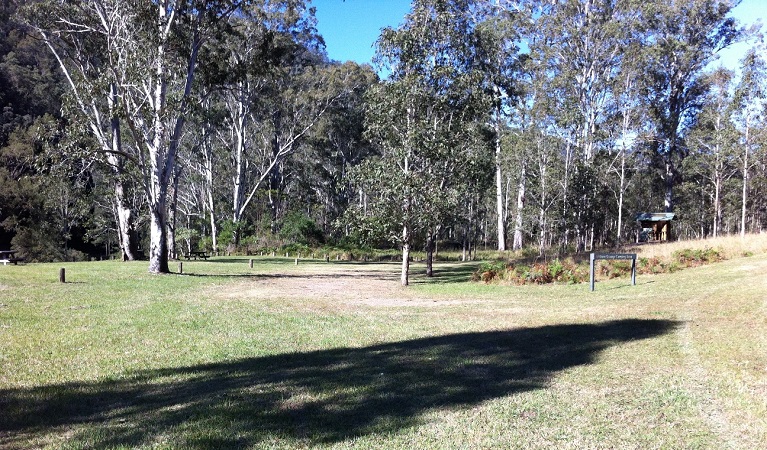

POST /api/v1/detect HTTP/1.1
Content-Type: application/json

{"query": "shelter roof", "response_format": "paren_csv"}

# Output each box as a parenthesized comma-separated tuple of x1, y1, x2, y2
(635, 212, 676, 222)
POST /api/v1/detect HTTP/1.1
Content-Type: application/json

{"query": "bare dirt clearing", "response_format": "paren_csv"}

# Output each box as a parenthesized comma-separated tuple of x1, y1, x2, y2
(212, 263, 478, 307)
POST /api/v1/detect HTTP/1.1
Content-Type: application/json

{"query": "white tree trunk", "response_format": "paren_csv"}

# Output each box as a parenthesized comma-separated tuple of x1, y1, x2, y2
(208, 189, 218, 254)
(144, 5, 198, 273)
(401, 225, 411, 287)
(713, 176, 721, 238)
(664, 159, 674, 213)
(114, 183, 136, 261)
(231, 85, 248, 229)
(741, 121, 750, 238)
(203, 134, 219, 254)
(148, 201, 168, 273)
(495, 121, 506, 251)
(107, 84, 137, 261)
(614, 142, 628, 243)
(512, 161, 526, 251)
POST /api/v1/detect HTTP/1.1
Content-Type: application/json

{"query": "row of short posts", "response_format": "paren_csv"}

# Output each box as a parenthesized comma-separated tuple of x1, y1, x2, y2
(58, 252, 343, 282)
(246, 254, 334, 268)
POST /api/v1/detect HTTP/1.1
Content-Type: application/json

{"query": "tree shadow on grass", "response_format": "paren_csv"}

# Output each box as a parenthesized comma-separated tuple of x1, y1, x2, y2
(0, 319, 678, 448)
(411, 262, 479, 284)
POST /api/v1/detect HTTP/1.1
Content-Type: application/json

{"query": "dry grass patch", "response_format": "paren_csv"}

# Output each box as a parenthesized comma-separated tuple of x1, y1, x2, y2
(632, 233, 767, 260)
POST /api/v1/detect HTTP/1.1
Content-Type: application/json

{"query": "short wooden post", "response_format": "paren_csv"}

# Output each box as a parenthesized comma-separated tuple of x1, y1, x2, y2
(325, 254, 329, 262)
(589, 253, 595, 292)
(631, 257, 637, 286)
(249, 259, 254, 268)
(59, 268, 66, 283)
(294, 257, 298, 265)
(179, 262, 183, 274)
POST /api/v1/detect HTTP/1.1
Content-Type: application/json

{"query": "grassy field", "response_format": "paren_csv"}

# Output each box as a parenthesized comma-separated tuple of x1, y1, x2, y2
(1, 240, 766, 449)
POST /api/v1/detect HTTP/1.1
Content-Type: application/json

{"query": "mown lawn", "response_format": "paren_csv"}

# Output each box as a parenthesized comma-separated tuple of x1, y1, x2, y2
(0, 253, 765, 449)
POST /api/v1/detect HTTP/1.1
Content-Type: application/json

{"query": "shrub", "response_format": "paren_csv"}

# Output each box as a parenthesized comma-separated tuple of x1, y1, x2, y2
(551, 259, 588, 284)
(673, 247, 722, 267)
(549, 259, 565, 279)
(528, 263, 553, 284)
(472, 244, 734, 286)
(472, 260, 508, 283)
(197, 236, 212, 253)
(11, 227, 63, 262)
(281, 243, 311, 256)
(217, 229, 235, 248)
(475, 259, 588, 285)
(508, 264, 530, 284)
(278, 212, 325, 247)
(637, 257, 664, 274)
(599, 260, 632, 279)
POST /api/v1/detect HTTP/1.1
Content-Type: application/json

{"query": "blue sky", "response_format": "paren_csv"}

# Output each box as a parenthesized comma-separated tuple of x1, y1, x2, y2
(312, 0, 766, 74)
(312, 0, 411, 65)
(716, 0, 767, 72)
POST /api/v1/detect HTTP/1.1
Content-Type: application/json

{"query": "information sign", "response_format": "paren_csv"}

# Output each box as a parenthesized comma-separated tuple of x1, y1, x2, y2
(589, 253, 637, 291)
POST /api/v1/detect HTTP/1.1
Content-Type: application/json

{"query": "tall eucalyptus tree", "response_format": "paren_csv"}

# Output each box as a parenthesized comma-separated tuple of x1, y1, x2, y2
(640, 0, 739, 213)
(24, 0, 241, 273)
(685, 68, 739, 238)
(474, 0, 525, 251)
(528, 0, 636, 250)
(606, 61, 645, 243)
(733, 45, 767, 236)
(22, 0, 141, 261)
(534, 0, 630, 161)
(361, 0, 491, 285)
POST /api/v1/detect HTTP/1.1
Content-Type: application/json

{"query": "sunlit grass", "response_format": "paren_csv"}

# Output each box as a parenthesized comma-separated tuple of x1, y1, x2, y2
(1, 249, 765, 448)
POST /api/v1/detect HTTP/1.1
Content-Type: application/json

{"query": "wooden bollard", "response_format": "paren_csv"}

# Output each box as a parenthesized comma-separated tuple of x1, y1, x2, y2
(249, 259, 254, 268)
(272, 251, 276, 257)
(179, 262, 183, 274)
(285, 252, 289, 258)
(59, 268, 65, 283)
(325, 254, 329, 262)
(294, 257, 298, 265)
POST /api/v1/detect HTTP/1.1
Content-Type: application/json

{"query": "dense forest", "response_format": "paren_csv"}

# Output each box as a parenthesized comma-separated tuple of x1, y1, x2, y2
(0, 0, 765, 284)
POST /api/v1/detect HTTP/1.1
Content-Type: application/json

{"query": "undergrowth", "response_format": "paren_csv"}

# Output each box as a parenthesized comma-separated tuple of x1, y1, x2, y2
(472, 258, 588, 285)
(474, 246, 728, 285)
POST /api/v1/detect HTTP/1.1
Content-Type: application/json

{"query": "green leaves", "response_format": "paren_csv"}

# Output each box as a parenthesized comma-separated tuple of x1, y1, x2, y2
(347, 0, 494, 262)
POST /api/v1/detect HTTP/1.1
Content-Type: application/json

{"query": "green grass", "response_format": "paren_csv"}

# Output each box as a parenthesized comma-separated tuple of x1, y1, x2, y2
(1, 253, 766, 448)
